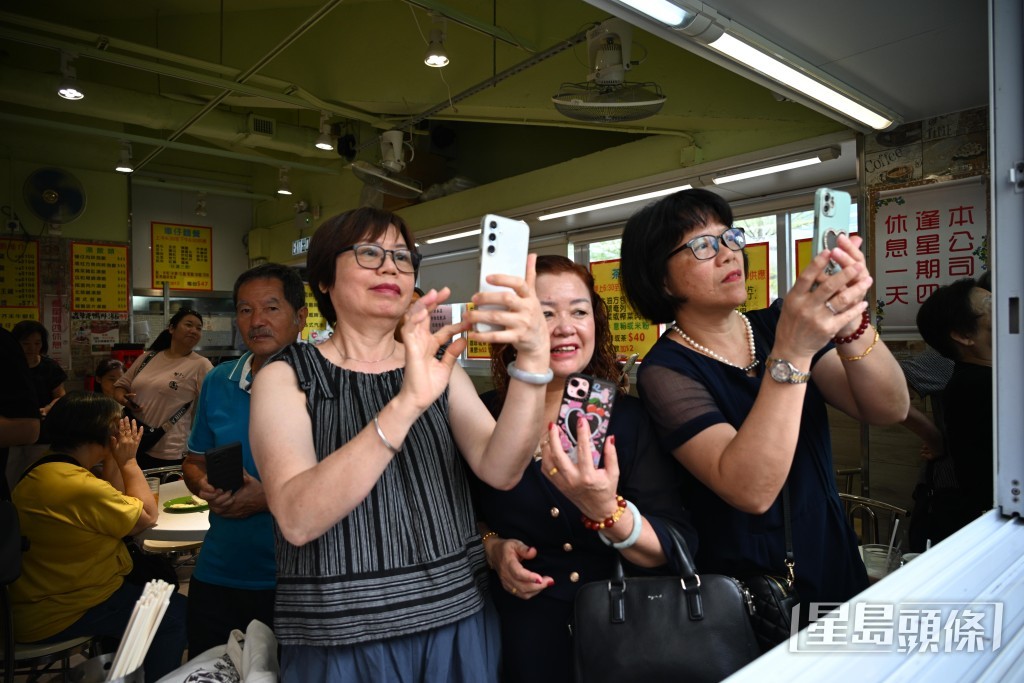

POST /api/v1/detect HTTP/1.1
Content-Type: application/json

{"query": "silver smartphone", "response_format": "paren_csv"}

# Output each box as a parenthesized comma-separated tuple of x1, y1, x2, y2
(813, 187, 852, 277)
(475, 214, 530, 333)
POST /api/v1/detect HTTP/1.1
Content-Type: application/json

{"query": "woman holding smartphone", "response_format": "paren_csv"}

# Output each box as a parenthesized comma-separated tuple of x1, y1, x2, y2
(249, 208, 549, 681)
(619, 189, 909, 616)
(475, 255, 695, 683)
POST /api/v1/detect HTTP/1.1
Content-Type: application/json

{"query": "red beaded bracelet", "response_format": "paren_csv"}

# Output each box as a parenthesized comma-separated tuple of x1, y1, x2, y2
(581, 496, 628, 530)
(834, 310, 871, 345)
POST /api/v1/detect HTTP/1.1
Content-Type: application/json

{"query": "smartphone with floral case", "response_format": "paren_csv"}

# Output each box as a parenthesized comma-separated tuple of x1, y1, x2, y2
(555, 373, 616, 465)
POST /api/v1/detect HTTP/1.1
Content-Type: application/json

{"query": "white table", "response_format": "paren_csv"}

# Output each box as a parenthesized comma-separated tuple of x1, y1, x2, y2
(136, 479, 210, 542)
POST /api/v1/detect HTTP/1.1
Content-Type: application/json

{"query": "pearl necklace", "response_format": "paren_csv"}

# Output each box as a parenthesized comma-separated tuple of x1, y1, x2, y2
(671, 310, 759, 372)
(332, 334, 397, 364)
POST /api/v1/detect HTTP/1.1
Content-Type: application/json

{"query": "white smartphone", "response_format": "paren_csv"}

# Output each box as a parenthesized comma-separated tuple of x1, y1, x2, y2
(813, 187, 852, 277)
(475, 214, 530, 333)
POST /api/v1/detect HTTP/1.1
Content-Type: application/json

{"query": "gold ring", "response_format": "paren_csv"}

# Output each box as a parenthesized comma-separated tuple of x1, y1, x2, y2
(548, 466, 558, 477)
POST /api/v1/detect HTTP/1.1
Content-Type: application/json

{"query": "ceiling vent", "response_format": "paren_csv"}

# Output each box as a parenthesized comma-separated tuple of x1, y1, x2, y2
(247, 114, 277, 137)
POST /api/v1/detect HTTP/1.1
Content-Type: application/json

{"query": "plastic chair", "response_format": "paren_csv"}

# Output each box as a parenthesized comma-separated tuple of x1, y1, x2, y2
(1, 499, 95, 683)
(839, 492, 908, 546)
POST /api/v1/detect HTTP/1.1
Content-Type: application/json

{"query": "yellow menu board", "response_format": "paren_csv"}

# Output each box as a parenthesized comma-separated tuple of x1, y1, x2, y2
(795, 237, 813, 277)
(301, 283, 326, 341)
(0, 239, 40, 329)
(738, 242, 770, 312)
(590, 259, 658, 361)
(151, 222, 213, 291)
(464, 303, 492, 360)
(71, 242, 129, 313)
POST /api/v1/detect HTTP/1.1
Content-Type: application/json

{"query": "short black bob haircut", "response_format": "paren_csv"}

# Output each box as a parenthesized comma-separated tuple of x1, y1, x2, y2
(46, 391, 124, 452)
(12, 319, 50, 354)
(306, 208, 419, 327)
(620, 188, 736, 324)
(916, 277, 986, 360)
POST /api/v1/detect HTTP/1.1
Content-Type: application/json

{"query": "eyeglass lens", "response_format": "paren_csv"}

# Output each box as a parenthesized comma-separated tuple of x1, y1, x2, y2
(685, 227, 745, 260)
(352, 244, 417, 272)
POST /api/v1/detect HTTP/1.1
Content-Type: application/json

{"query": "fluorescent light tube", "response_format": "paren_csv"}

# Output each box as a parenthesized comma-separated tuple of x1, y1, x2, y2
(708, 33, 894, 131)
(615, 0, 693, 26)
(425, 229, 481, 244)
(538, 184, 693, 221)
(712, 156, 821, 185)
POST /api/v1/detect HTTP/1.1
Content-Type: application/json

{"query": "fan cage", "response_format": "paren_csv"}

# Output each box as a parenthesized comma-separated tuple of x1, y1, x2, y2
(552, 82, 667, 123)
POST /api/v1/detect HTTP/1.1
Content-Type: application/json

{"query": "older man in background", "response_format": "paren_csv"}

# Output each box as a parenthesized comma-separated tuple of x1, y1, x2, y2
(182, 263, 307, 657)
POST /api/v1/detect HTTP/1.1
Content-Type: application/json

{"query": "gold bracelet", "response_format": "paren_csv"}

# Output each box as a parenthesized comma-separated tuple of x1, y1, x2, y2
(481, 531, 498, 545)
(838, 330, 880, 362)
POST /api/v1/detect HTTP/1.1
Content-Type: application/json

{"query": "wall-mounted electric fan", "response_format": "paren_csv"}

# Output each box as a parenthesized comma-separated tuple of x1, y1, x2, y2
(23, 167, 86, 233)
(350, 130, 422, 205)
(552, 18, 666, 123)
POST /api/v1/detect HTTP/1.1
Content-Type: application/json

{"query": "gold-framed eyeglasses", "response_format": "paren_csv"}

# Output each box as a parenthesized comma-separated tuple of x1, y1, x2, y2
(667, 227, 746, 261)
(338, 243, 421, 273)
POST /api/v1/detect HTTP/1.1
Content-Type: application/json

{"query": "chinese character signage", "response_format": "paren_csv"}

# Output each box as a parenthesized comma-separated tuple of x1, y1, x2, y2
(590, 259, 659, 361)
(464, 303, 491, 360)
(0, 239, 40, 329)
(301, 283, 326, 341)
(871, 177, 988, 334)
(739, 242, 770, 312)
(151, 222, 213, 291)
(70, 242, 129, 313)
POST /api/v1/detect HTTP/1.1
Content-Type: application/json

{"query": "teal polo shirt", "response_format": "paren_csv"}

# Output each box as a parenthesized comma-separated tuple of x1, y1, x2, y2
(187, 352, 276, 589)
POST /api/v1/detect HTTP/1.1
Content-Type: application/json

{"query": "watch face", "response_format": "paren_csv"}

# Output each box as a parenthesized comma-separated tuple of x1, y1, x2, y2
(769, 359, 791, 382)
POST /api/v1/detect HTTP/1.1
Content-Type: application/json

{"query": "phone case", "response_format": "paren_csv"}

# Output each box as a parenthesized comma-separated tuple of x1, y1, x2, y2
(555, 373, 617, 466)
(813, 187, 852, 276)
(475, 214, 530, 333)
(205, 441, 244, 492)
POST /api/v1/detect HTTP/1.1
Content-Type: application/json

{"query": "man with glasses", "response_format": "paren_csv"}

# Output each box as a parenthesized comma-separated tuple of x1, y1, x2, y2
(182, 263, 308, 657)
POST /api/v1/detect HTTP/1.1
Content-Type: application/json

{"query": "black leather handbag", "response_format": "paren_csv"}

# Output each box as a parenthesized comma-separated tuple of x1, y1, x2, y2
(737, 483, 801, 653)
(572, 526, 761, 683)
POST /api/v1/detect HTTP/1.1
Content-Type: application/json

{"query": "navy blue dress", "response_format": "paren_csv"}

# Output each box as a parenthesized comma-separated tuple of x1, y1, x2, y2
(637, 303, 868, 607)
(473, 393, 695, 683)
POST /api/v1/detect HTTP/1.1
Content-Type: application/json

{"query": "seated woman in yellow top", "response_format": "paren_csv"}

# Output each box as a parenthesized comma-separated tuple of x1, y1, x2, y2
(10, 392, 187, 682)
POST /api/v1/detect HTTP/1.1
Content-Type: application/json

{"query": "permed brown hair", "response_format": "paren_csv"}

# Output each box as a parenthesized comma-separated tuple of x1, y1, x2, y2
(489, 255, 622, 411)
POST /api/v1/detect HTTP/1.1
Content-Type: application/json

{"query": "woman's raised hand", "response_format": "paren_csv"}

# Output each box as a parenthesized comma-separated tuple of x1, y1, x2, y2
(468, 254, 548, 367)
(775, 234, 874, 357)
(540, 418, 621, 524)
(111, 416, 143, 465)
(398, 286, 471, 412)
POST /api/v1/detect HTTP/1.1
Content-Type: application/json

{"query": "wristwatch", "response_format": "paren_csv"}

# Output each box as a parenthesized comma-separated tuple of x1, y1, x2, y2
(767, 358, 811, 384)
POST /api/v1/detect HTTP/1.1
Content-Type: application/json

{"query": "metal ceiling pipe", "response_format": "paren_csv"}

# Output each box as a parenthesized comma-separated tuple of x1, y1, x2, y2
(0, 66, 342, 170)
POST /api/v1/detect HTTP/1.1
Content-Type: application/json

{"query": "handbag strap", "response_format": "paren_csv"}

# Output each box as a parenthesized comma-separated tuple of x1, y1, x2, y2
(133, 351, 158, 376)
(782, 482, 795, 589)
(165, 401, 193, 427)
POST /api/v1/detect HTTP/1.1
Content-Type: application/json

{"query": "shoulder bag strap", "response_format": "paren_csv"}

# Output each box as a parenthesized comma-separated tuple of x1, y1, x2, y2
(132, 351, 158, 377)
(17, 453, 80, 483)
(165, 401, 193, 427)
(782, 482, 796, 589)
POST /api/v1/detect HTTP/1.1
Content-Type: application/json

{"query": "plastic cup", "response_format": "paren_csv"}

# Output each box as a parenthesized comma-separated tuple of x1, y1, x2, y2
(145, 476, 160, 507)
(861, 543, 902, 583)
(902, 552, 922, 563)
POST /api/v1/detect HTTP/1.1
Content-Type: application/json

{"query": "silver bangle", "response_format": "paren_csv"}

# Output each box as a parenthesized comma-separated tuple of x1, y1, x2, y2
(506, 361, 554, 385)
(373, 415, 399, 453)
(598, 500, 643, 550)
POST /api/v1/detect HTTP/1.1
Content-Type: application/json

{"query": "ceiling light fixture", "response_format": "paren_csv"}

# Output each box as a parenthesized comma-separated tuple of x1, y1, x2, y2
(709, 147, 840, 185)
(424, 16, 450, 68)
(277, 167, 293, 196)
(425, 228, 481, 244)
(57, 51, 84, 101)
(114, 142, 134, 173)
(585, 0, 900, 131)
(314, 112, 335, 151)
(538, 183, 693, 222)
(194, 192, 208, 217)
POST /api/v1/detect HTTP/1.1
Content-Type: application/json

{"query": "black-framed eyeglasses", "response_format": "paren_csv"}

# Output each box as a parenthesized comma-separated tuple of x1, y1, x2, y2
(667, 226, 746, 261)
(338, 243, 421, 273)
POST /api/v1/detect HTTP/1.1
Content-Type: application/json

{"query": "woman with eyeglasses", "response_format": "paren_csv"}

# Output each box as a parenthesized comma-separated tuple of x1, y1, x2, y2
(114, 308, 212, 470)
(250, 208, 549, 681)
(620, 189, 909, 619)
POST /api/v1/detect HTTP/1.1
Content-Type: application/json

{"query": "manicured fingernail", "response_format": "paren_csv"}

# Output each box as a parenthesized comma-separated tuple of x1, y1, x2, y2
(608, 435, 615, 446)
(548, 422, 554, 431)
(535, 578, 543, 584)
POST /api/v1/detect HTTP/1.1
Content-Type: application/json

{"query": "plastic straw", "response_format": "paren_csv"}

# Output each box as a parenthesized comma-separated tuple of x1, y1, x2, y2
(107, 580, 175, 680)
(925, 538, 932, 551)
(884, 518, 900, 570)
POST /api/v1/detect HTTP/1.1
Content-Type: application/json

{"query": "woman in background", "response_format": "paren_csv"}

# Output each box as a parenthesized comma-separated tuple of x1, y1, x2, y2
(94, 358, 125, 397)
(114, 309, 212, 470)
(475, 255, 694, 682)
(12, 319, 66, 418)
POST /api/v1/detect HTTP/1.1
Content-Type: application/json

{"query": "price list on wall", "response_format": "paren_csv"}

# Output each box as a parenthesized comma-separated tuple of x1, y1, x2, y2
(590, 259, 659, 361)
(151, 222, 213, 291)
(0, 239, 40, 329)
(302, 283, 326, 341)
(71, 242, 129, 313)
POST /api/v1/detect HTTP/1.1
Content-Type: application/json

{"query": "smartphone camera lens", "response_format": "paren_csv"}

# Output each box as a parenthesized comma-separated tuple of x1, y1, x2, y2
(489, 220, 497, 229)
(488, 233, 497, 241)
(487, 245, 495, 254)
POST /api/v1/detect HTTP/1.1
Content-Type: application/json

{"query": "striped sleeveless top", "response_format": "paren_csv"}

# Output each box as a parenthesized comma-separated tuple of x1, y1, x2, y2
(270, 343, 488, 646)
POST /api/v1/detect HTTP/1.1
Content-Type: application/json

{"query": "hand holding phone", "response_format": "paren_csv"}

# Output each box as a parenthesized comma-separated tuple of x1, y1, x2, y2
(813, 187, 852, 277)
(205, 441, 244, 493)
(475, 214, 530, 333)
(555, 373, 617, 466)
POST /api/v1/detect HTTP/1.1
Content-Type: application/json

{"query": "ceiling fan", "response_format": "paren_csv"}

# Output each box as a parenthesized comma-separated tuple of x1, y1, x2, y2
(350, 130, 422, 205)
(552, 18, 667, 123)
(22, 167, 87, 235)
